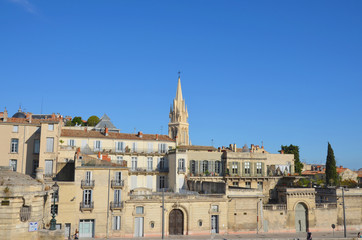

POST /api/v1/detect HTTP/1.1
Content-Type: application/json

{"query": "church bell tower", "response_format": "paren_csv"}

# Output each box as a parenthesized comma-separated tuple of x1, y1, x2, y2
(168, 76, 189, 146)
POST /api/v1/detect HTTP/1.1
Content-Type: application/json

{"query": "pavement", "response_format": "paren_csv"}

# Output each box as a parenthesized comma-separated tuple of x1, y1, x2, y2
(88, 230, 361, 240)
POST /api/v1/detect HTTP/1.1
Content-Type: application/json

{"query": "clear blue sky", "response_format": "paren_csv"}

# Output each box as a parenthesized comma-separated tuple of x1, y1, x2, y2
(1, 1, 361, 169)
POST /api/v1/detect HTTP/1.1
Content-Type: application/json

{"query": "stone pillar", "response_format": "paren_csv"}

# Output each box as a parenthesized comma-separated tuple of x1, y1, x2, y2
(36, 167, 44, 180)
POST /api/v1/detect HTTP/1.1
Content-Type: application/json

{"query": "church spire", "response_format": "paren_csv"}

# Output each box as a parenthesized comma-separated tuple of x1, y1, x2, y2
(168, 75, 189, 146)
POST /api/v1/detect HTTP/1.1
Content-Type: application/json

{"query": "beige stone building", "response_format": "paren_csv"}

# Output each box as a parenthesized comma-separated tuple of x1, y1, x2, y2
(0, 76, 361, 238)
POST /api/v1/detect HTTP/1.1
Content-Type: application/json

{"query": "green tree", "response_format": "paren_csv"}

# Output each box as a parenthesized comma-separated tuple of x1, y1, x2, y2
(71, 116, 84, 126)
(280, 144, 303, 174)
(87, 115, 100, 126)
(325, 142, 338, 186)
(65, 120, 73, 126)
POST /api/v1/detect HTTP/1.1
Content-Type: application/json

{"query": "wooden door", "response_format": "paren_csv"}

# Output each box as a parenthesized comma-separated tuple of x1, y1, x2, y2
(169, 209, 183, 235)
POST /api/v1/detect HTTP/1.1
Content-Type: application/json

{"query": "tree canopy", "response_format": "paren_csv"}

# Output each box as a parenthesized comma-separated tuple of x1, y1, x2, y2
(71, 116, 84, 126)
(325, 142, 338, 186)
(280, 144, 303, 174)
(87, 115, 100, 126)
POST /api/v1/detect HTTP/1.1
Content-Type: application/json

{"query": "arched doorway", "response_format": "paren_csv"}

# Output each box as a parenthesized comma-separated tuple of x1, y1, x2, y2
(169, 209, 183, 235)
(295, 203, 308, 232)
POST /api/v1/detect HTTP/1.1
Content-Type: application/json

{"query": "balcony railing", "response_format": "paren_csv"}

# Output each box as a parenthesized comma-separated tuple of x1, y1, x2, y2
(110, 201, 124, 210)
(263, 204, 287, 211)
(158, 167, 169, 172)
(111, 180, 125, 188)
(80, 201, 94, 211)
(81, 147, 169, 155)
(130, 167, 169, 173)
(177, 167, 186, 174)
(81, 180, 95, 188)
(316, 203, 337, 209)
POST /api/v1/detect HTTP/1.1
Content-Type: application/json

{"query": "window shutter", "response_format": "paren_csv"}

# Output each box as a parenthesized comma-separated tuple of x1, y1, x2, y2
(237, 162, 241, 176)
(157, 158, 161, 170)
(195, 161, 199, 174)
(242, 162, 245, 177)
(93, 140, 97, 151)
(251, 162, 255, 176)
(115, 142, 118, 152)
(261, 162, 265, 177)
(67, 140, 71, 146)
(227, 162, 231, 175)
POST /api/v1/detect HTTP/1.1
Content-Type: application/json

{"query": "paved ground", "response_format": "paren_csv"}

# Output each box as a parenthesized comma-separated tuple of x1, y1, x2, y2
(85, 230, 361, 240)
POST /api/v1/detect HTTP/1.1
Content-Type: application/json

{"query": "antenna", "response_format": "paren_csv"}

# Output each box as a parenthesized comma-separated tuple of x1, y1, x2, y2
(41, 97, 44, 114)
(160, 126, 163, 135)
(211, 139, 214, 147)
(133, 127, 136, 134)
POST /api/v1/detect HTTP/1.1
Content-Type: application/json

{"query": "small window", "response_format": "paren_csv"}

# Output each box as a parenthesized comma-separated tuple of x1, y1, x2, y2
(211, 205, 219, 212)
(13, 125, 19, 132)
(150, 221, 155, 228)
(9, 159, 17, 172)
(233, 182, 238, 186)
(20, 205, 32, 222)
(11, 139, 19, 153)
(198, 220, 203, 227)
(245, 182, 251, 188)
(113, 216, 121, 230)
(136, 206, 144, 214)
(48, 124, 54, 131)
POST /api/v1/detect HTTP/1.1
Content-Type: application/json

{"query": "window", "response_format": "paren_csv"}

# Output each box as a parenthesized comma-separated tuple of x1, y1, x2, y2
(232, 162, 238, 174)
(114, 189, 121, 203)
(83, 190, 92, 205)
(256, 162, 262, 174)
(94, 140, 101, 151)
(51, 204, 58, 215)
(9, 159, 17, 171)
(116, 156, 123, 164)
(178, 158, 185, 171)
(245, 182, 251, 188)
(245, 162, 250, 174)
(147, 157, 153, 171)
(115, 142, 125, 152)
(136, 206, 144, 214)
(46, 137, 54, 152)
(68, 139, 75, 147)
(32, 159, 39, 174)
(11, 139, 19, 153)
(158, 143, 167, 153)
(148, 143, 153, 153)
(132, 142, 137, 152)
(48, 124, 54, 131)
(202, 160, 208, 173)
(131, 157, 138, 170)
(13, 125, 18, 132)
(113, 216, 121, 230)
(159, 176, 166, 189)
(33, 139, 40, 154)
(85, 171, 92, 182)
(215, 161, 221, 174)
(190, 160, 196, 174)
(20, 206, 31, 222)
(211, 205, 219, 212)
(257, 181, 263, 190)
(115, 172, 122, 183)
(233, 181, 238, 186)
(158, 157, 165, 170)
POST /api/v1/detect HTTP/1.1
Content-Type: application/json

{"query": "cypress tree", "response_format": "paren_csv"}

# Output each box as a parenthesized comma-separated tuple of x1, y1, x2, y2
(325, 142, 338, 186)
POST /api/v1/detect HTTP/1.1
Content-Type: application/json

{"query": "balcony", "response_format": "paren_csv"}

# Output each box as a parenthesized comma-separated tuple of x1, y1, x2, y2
(110, 201, 124, 211)
(263, 204, 287, 211)
(81, 180, 95, 189)
(80, 201, 94, 211)
(111, 179, 125, 189)
(316, 203, 337, 209)
(177, 167, 186, 174)
(158, 167, 169, 173)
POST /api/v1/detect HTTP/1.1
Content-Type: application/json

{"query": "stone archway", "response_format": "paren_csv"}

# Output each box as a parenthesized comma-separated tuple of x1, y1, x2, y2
(169, 209, 183, 235)
(295, 202, 308, 232)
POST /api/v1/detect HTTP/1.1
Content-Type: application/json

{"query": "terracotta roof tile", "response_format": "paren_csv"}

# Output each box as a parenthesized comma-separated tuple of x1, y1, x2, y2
(177, 145, 217, 151)
(61, 129, 175, 142)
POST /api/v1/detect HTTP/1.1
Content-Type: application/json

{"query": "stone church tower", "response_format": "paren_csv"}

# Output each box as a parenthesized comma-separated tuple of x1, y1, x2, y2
(168, 77, 189, 146)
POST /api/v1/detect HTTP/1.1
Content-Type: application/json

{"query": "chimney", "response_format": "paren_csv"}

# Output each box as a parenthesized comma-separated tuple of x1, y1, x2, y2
(3, 107, 7, 122)
(52, 113, 56, 119)
(105, 127, 109, 136)
(156, 134, 159, 140)
(281, 150, 284, 154)
(138, 131, 143, 138)
(233, 144, 237, 152)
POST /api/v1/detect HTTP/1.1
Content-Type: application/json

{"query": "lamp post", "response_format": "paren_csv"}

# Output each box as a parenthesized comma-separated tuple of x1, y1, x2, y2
(341, 187, 349, 238)
(50, 182, 59, 230)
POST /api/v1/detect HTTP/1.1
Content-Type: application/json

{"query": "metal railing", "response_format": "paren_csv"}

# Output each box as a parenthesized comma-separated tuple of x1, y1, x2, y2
(263, 204, 287, 211)
(81, 180, 95, 188)
(80, 201, 94, 210)
(110, 201, 124, 210)
(129, 167, 169, 173)
(111, 180, 124, 188)
(316, 203, 337, 209)
(81, 147, 169, 155)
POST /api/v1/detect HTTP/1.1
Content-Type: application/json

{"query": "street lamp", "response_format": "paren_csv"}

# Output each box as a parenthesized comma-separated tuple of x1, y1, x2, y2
(340, 187, 349, 238)
(50, 182, 59, 230)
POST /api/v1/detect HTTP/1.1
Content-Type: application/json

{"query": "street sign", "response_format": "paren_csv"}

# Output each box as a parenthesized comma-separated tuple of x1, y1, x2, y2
(29, 222, 38, 232)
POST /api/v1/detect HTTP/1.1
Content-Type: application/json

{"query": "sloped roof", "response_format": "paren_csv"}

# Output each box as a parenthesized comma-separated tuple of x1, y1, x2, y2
(95, 114, 117, 130)
(61, 129, 175, 142)
(177, 145, 216, 151)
